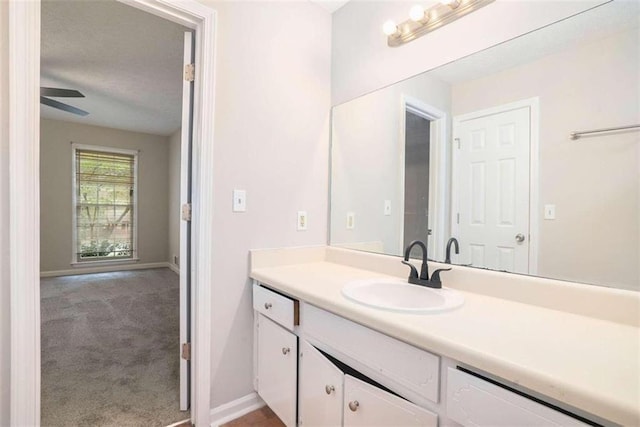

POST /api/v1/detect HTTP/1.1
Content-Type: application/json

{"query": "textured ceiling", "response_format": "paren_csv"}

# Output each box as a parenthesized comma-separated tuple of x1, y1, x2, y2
(41, 0, 188, 136)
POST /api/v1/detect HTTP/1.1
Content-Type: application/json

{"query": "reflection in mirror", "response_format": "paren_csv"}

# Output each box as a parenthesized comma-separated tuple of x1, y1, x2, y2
(330, 2, 639, 291)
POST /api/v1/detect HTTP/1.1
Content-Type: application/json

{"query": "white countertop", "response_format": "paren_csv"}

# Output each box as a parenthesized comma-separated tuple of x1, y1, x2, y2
(250, 254, 640, 426)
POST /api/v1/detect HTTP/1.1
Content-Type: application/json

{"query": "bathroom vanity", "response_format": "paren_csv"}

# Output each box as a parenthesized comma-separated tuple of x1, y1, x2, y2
(249, 247, 640, 427)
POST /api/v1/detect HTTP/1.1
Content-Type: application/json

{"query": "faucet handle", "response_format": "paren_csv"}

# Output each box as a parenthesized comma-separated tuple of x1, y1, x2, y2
(401, 260, 419, 279)
(429, 268, 452, 286)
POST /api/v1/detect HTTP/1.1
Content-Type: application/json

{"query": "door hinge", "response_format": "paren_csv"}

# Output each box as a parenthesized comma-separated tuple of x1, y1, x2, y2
(455, 138, 461, 149)
(182, 342, 191, 361)
(182, 203, 192, 221)
(184, 63, 195, 82)
(457, 213, 460, 224)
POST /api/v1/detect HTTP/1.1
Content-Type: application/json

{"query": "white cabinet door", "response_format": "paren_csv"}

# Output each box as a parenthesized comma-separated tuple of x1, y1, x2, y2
(343, 376, 437, 427)
(257, 314, 297, 427)
(299, 340, 344, 426)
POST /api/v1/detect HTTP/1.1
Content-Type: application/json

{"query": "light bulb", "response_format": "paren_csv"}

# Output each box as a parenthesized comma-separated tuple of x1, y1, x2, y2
(382, 20, 399, 36)
(409, 5, 425, 22)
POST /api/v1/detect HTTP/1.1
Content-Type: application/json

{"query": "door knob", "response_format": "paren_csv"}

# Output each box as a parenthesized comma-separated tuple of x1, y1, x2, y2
(264, 302, 272, 310)
(348, 400, 359, 412)
(281, 347, 290, 355)
(325, 385, 335, 395)
(515, 233, 525, 243)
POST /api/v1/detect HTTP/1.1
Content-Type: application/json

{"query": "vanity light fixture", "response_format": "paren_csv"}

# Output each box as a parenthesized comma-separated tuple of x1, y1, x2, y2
(385, 0, 494, 47)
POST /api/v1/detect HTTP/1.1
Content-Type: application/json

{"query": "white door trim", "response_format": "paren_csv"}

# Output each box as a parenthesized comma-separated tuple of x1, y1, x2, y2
(451, 97, 539, 275)
(399, 95, 448, 260)
(7, 0, 217, 425)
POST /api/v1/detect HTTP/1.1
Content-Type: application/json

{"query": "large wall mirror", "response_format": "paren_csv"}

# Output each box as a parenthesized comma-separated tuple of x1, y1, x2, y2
(330, 1, 639, 291)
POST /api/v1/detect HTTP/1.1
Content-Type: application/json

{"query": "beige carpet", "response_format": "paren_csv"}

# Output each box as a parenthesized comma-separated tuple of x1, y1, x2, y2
(41, 268, 188, 426)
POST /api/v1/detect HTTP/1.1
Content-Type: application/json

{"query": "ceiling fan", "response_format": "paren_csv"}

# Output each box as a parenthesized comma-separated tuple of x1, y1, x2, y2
(40, 87, 89, 116)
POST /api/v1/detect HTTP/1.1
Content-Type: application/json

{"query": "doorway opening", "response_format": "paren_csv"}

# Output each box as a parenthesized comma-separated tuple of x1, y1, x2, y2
(39, 1, 192, 424)
(9, 0, 215, 424)
(400, 96, 448, 260)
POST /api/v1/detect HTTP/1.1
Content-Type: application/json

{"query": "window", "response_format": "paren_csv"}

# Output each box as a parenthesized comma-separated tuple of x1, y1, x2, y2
(72, 145, 138, 263)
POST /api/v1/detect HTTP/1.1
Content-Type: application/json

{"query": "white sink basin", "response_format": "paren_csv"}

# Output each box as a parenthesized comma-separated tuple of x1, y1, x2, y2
(341, 278, 464, 314)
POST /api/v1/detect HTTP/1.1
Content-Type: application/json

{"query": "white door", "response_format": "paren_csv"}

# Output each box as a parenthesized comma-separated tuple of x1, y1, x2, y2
(257, 315, 298, 427)
(343, 375, 437, 426)
(452, 106, 531, 273)
(180, 31, 195, 411)
(299, 340, 344, 426)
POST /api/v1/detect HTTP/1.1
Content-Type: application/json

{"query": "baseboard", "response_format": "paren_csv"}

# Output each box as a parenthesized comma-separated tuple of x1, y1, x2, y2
(167, 262, 180, 275)
(40, 261, 172, 278)
(210, 392, 265, 427)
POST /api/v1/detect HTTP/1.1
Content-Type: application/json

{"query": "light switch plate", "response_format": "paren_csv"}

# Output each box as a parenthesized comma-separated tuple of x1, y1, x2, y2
(297, 211, 308, 231)
(346, 212, 355, 229)
(233, 189, 246, 212)
(544, 204, 555, 220)
(384, 200, 391, 216)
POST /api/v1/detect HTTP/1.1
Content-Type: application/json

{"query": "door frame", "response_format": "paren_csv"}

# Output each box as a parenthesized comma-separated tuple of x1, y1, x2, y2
(7, 0, 216, 425)
(399, 95, 448, 260)
(451, 97, 539, 274)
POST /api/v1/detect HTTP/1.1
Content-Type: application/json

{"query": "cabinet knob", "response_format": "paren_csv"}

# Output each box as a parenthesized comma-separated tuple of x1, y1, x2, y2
(325, 385, 335, 395)
(282, 347, 290, 355)
(264, 302, 272, 310)
(348, 400, 359, 412)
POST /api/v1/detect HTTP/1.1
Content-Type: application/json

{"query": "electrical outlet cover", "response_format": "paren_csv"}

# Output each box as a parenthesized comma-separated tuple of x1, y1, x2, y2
(297, 211, 308, 231)
(347, 212, 355, 229)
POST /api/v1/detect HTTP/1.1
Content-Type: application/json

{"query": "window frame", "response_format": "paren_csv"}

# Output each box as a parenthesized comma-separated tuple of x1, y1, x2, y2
(70, 143, 139, 266)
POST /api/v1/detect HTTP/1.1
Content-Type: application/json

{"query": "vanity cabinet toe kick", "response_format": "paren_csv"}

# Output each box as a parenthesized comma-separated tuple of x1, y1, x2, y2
(252, 281, 596, 427)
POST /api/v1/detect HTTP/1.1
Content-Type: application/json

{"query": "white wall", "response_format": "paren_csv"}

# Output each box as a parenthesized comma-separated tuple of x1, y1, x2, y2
(0, 0, 10, 423)
(40, 119, 171, 273)
(168, 128, 181, 270)
(451, 28, 640, 290)
(331, 0, 607, 105)
(331, 73, 451, 255)
(195, 0, 331, 409)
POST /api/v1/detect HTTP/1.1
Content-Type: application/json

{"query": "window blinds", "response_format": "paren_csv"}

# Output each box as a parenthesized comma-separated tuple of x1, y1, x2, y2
(75, 149, 135, 261)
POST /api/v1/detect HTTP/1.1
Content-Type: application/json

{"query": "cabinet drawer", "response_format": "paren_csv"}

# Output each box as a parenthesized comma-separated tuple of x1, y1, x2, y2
(446, 368, 589, 426)
(253, 283, 298, 331)
(303, 304, 440, 405)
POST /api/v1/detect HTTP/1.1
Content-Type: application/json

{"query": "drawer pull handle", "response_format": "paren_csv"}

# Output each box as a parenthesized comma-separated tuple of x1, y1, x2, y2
(348, 401, 359, 412)
(282, 347, 290, 355)
(325, 385, 335, 395)
(264, 302, 272, 310)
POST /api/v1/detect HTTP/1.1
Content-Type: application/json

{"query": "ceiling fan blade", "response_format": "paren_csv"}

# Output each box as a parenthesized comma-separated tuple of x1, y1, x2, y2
(40, 87, 85, 98)
(40, 96, 89, 116)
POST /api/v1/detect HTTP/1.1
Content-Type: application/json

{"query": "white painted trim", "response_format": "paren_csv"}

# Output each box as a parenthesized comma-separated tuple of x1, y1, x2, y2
(9, 1, 216, 426)
(8, 1, 41, 424)
(70, 258, 140, 267)
(399, 95, 448, 260)
(40, 261, 171, 278)
(71, 143, 139, 156)
(71, 143, 139, 264)
(209, 392, 266, 427)
(165, 419, 191, 427)
(451, 97, 540, 275)
(168, 262, 180, 275)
